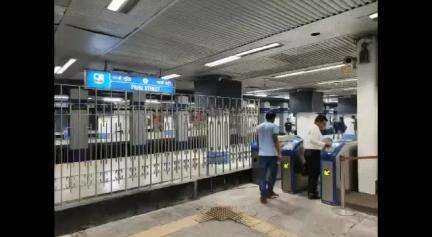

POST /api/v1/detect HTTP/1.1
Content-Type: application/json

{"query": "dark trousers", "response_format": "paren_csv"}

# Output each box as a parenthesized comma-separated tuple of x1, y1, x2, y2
(304, 149, 321, 194)
(258, 156, 278, 198)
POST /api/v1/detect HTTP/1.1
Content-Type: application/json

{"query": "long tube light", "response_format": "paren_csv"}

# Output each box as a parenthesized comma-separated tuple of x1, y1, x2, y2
(369, 12, 378, 19)
(318, 86, 357, 92)
(317, 78, 358, 85)
(235, 43, 281, 57)
(56, 58, 77, 74)
(54, 95, 69, 100)
(205, 56, 241, 67)
(54, 66, 61, 74)
(274, 71, 306, 78)
(102, 97, 125, 103)
(274, 63, 345, 78)
(205, 42, 281, 67)
(161, 74, 181, 80)
(273, 95, 290, 100)
(107, 0, 128, 11)
(254, 93, 268, 97)
(247, 87, 289, 94)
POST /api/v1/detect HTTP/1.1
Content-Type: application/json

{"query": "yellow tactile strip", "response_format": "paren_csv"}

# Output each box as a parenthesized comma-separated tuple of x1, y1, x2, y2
(128, 215, 200, 237)
(128, 205, 297, 237)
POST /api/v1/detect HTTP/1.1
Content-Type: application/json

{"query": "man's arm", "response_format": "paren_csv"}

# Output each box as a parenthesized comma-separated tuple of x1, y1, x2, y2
(272, 125, 280, 156)
(272, 134, 280, 156)
(309, 128, 327, 149)
(256, 135, 259, 148)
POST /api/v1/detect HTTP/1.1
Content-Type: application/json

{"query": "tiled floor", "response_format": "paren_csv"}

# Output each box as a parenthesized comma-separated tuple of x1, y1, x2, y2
(61, 181, 377, 237)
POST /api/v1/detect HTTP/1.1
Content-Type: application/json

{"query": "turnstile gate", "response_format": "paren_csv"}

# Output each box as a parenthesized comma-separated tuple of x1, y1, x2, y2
(321, 140, 357, 205)
(280, 138, 307, 193)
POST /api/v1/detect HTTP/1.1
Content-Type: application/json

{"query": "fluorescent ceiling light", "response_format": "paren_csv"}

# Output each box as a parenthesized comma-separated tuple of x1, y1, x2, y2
(107, 0, 128, 11)
(255, 93, 267, 97)
(161, 74, 181, 80)
(54, 66, 61, 74)
(317, 78, 358, 85)
(343, 87, 357, 91)
(102, 97, 124, 103)
(145, 99, 161, 104)
(324, 98, 338, 103)
(205, 56, 241, 67)
(307, 64, 344, 73)
(205, 42, 281, 67)
(54, 95, 69, 100)
(273, 95, 290, 100)
(56, 58, 77, 74)
(274, 63, 345, 78)
(235, 43, 281, 57)
(274, 71, 306, 78)
(369, 12, 378, 19)
(247, 87, 289, 94)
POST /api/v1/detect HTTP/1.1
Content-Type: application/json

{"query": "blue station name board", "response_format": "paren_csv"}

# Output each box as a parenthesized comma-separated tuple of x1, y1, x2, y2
(85, 70, 175, 94)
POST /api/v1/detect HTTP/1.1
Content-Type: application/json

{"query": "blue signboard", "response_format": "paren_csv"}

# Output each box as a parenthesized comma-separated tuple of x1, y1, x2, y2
(85, 69, 175, 94)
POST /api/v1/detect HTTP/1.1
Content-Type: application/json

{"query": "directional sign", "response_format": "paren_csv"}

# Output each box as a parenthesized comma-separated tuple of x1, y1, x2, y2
(85, 69, 175, 94)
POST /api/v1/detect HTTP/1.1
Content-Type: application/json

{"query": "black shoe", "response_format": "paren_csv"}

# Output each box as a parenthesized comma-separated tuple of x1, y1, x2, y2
(260, 196, 267, 204)
(269, 191, 279, 199)
(308, 193, 320, 200)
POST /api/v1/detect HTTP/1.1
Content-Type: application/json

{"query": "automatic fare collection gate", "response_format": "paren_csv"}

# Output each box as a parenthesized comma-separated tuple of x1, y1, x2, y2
(54, 84, 259, 206)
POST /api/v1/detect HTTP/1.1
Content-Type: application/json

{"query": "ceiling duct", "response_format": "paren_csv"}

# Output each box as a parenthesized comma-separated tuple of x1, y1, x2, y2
(196, 74, 232, 82)
(194, 74, 241, 98)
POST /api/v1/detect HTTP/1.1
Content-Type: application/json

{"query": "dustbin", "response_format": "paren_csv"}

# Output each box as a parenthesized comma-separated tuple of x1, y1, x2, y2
(280, 137, 307, 193)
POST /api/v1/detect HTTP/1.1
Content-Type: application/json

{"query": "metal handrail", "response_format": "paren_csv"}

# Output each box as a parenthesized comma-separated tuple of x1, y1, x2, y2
(339, 155, 378, 210)
(340, 156, 377, 161)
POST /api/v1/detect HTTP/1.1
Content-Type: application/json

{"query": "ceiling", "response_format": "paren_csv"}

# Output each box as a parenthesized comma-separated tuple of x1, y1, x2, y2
(54, 0, 378, 96)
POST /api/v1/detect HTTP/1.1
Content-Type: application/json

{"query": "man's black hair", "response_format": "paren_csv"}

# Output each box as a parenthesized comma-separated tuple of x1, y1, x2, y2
(315, 114, 328, 123)
(265, 111, 276, 121)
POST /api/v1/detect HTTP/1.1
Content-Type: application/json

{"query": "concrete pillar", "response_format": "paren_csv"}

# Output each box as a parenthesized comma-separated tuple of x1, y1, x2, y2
(337, 96, 357, 114)
(278, 102, 289, 133)
(289, 89, 323, 113)
(259, 101, 270, 123)
(356, 36, 378, 194)
(194, 74, 242, 98)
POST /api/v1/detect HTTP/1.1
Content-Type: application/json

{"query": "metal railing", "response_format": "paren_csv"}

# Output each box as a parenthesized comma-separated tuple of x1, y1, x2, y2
(54, 84, 259, 206)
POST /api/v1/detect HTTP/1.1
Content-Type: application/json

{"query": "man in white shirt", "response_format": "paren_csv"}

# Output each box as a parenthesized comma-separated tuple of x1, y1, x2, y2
(256, 111, 280, 204)
(304, 114, 331, 199)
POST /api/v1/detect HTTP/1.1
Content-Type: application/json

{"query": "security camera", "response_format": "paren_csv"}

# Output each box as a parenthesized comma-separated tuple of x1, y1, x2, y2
(343, 56, 352, 64)
(343, 56, 357, 69)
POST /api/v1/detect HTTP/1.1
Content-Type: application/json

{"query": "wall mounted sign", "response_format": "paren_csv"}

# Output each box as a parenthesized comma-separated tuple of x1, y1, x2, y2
(85, 69, 175, 94)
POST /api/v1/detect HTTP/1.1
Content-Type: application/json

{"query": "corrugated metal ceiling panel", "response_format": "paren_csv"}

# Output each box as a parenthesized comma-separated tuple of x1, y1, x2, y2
(267, 67, 356, 86)
(211, 34, 357, 80)
(111, 0, 375, 68)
